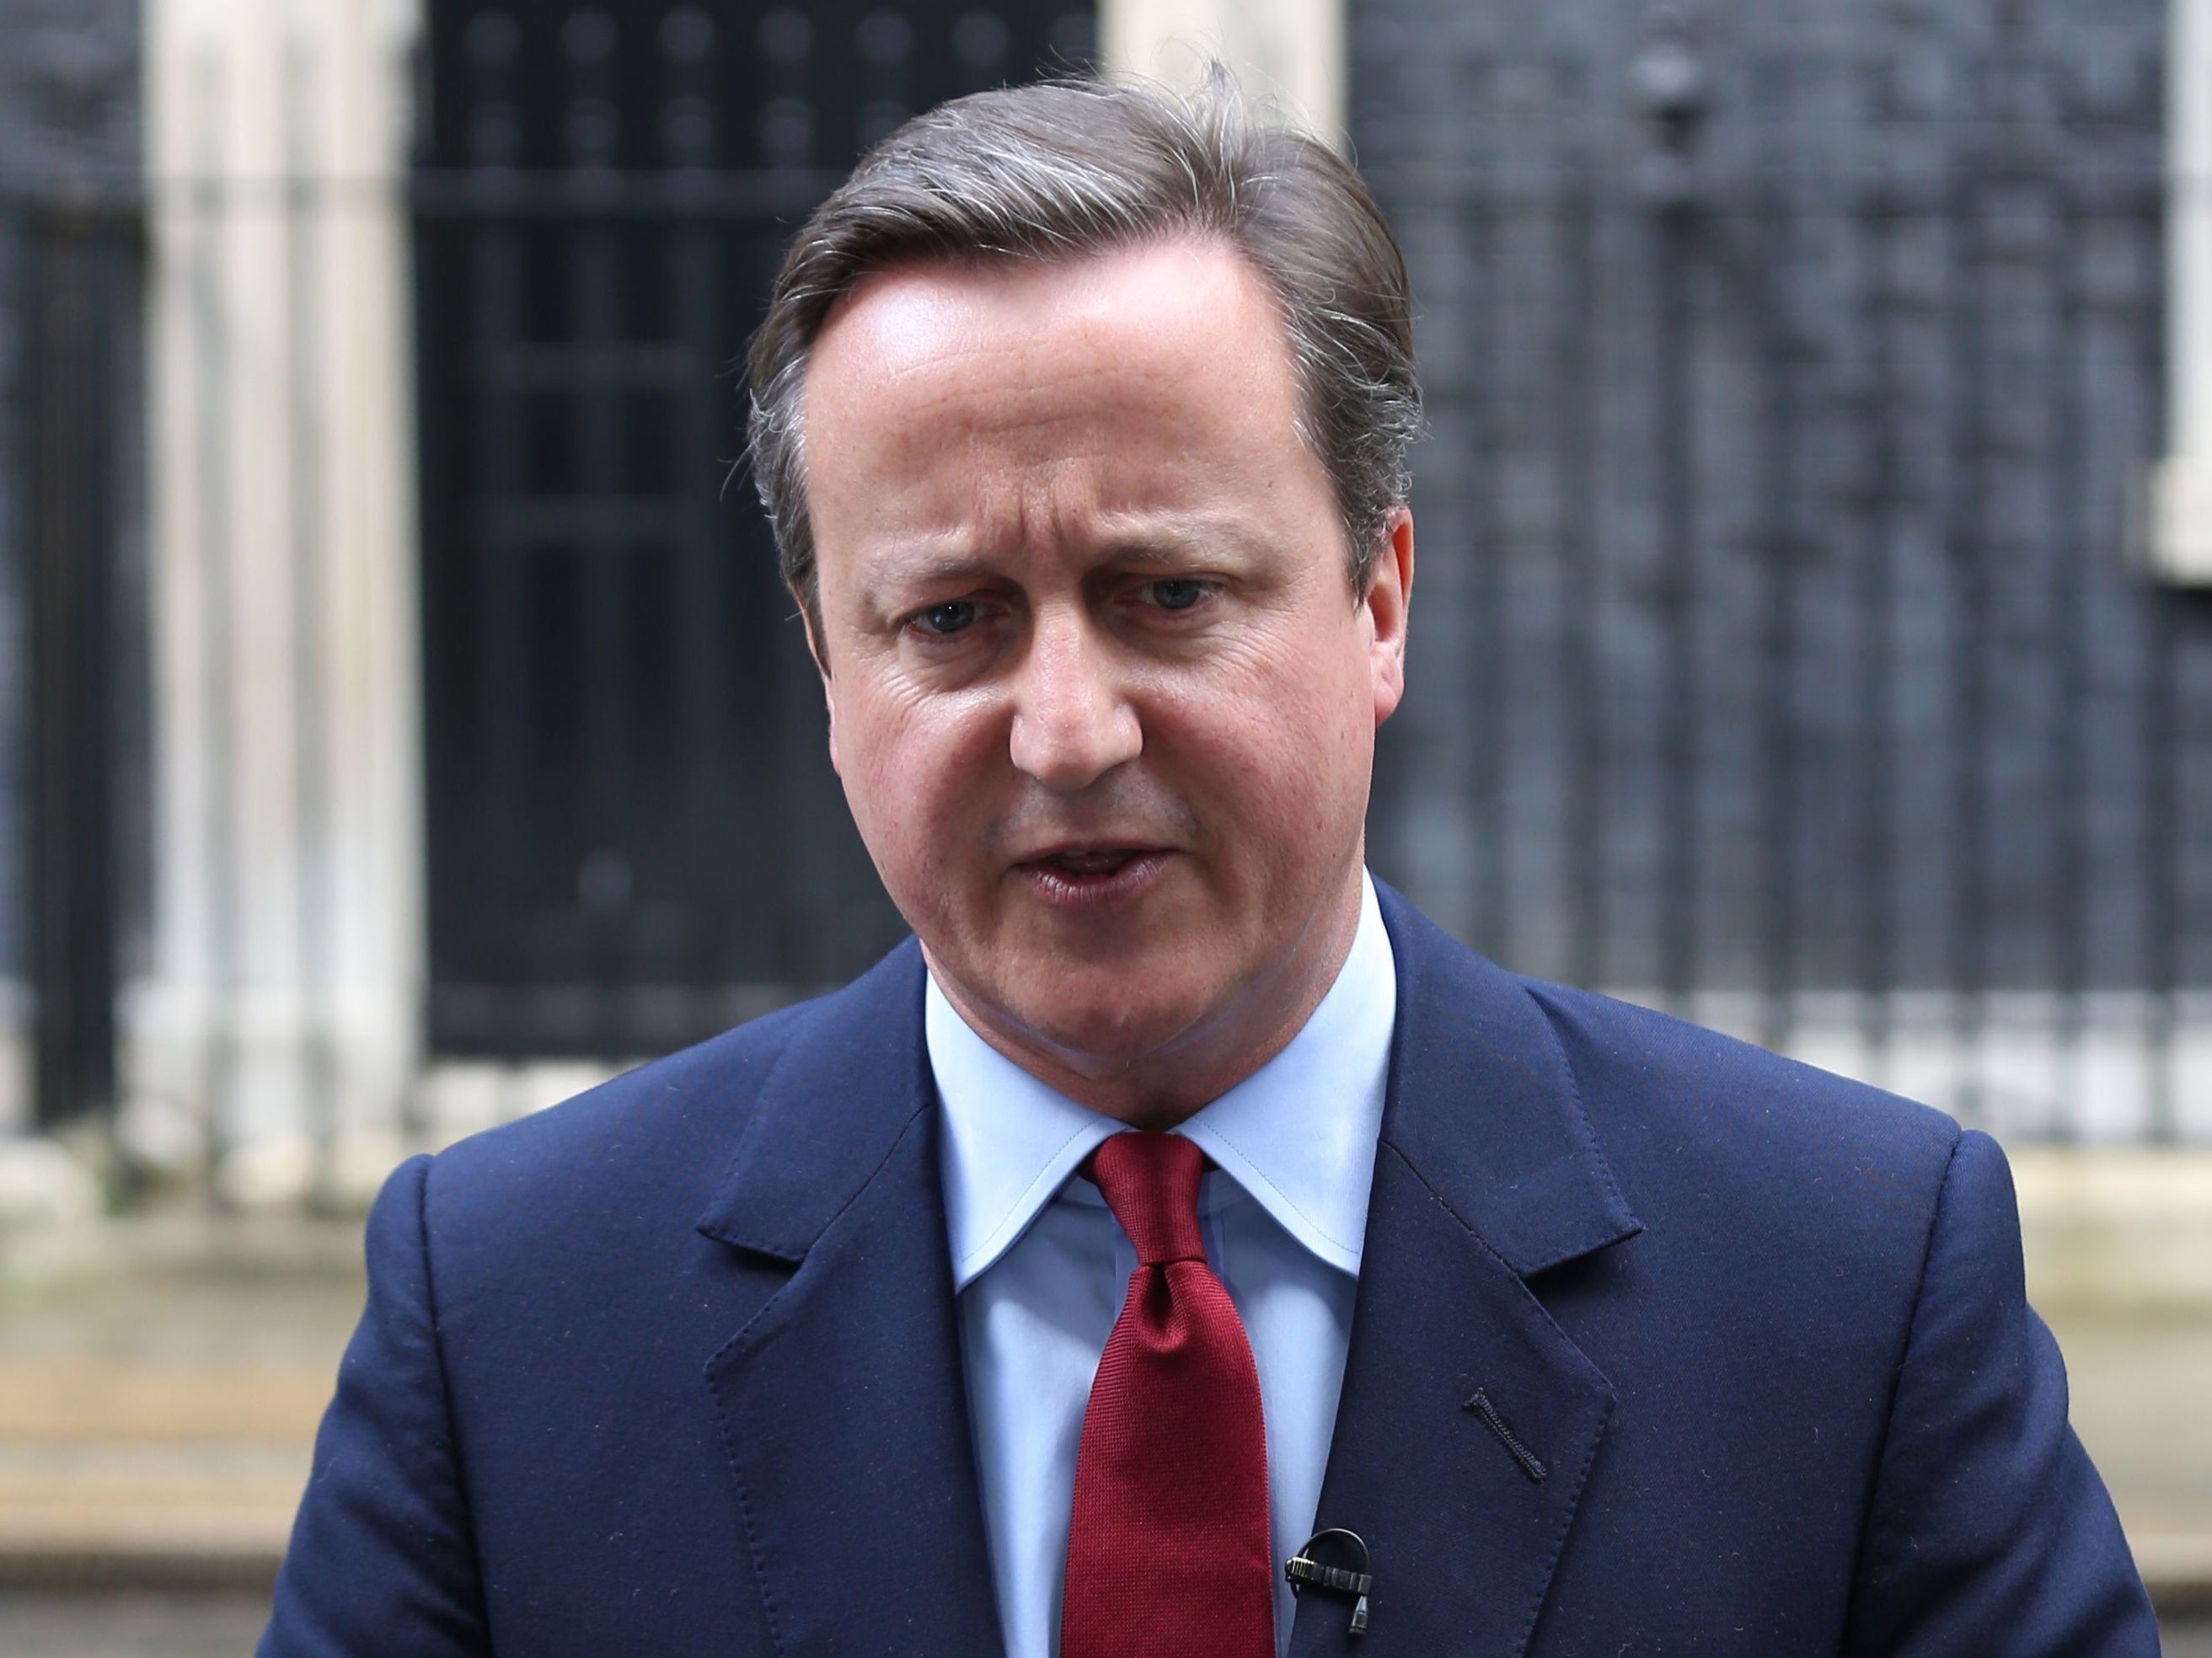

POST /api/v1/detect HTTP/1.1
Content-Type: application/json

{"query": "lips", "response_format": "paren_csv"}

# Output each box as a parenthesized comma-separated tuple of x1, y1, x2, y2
(1013, 843, 1175, 908)
(1037, 848, 1146, 877)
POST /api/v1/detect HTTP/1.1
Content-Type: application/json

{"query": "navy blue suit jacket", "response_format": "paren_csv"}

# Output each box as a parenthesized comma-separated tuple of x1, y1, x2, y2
(262, 887, 2156, 1655)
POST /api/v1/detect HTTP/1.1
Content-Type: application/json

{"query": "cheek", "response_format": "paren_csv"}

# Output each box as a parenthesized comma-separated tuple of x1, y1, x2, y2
(838, 678, 1003, 869)
(1252, 609, 1374, 749)
(1158, 628, 1372, 839)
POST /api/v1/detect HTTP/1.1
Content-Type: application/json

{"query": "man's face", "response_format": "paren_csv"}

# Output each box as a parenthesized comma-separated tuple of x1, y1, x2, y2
(801, 236, 1412, 1111)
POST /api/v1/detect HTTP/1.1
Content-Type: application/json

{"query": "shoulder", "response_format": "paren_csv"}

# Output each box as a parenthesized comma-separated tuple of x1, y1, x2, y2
(1382, 881, 1968, 1297)
(1500, 975, 1968, 1313)
(410, 940, 923, 1271)
(422, 998, 807, 1223)
(1376, 882, 1963, 1232)
(1518, 976, 1960, 1190)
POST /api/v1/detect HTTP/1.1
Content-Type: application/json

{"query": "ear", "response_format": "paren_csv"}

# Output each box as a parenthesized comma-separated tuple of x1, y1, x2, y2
(794, 586, 843, 777)
(1363, 506, 1415, 726)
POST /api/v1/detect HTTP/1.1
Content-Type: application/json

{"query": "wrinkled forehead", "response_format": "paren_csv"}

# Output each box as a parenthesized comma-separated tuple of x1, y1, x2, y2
(816, 240, 1295, 429)
(797, 240, 1338, 589)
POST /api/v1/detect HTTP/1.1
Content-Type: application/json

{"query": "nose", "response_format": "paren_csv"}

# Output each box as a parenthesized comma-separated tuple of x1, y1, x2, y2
(1007, 607, 1143, 792)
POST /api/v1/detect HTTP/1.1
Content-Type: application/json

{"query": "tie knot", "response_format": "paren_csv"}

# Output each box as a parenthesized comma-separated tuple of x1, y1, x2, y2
(1086, 1132, 1208, 1266)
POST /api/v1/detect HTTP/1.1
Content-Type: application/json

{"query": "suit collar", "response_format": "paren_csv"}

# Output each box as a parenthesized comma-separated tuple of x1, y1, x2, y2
(694, 937, 933, 1263)
(1372, 880, 1642, 1276)
(695, 885, 1642, 1281)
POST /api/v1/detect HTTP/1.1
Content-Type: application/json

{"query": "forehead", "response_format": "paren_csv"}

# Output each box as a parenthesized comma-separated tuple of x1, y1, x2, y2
(801, 237, 1305, 469)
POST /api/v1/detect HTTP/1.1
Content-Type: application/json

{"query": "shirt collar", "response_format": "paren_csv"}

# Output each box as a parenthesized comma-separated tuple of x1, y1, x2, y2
(929, 872, 1397, 1290)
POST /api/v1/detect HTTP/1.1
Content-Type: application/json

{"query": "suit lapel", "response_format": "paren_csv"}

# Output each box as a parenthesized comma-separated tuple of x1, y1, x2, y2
(1291, 890, 1643, 1657)
(695, 942, 1005, 1658)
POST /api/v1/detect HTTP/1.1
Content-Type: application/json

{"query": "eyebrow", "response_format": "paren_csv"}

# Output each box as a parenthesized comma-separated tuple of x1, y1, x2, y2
(865, 553, 1023, 596)
(1087, 538, 1202, 570)
(855, 512, 1267, 606)
(1085, 513, 1272, 567)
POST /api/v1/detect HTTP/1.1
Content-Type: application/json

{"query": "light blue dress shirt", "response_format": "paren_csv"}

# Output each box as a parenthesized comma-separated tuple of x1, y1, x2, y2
(928, 872, 1396, 1658)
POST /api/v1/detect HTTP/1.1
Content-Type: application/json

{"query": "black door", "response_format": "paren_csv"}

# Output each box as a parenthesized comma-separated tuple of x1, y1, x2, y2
(415, 1, 1095, 1057)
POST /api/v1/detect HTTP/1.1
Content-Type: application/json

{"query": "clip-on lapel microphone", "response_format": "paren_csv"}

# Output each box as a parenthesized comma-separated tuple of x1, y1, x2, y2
(1285, 1527, 1373, 1637)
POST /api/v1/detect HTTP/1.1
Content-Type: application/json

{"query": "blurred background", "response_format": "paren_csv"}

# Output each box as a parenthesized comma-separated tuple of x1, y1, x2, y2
(0, 0, 2209, 1648)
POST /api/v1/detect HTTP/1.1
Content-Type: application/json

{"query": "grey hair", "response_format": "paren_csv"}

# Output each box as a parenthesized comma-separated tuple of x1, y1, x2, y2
(744, 70, 1422, 628)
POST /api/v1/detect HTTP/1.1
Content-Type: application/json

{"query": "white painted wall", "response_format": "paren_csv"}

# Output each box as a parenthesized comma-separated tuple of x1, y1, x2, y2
(137, 0, 423, 1202)
(1099, 0, 1346, 150)
(2149, 0, 2212, 579)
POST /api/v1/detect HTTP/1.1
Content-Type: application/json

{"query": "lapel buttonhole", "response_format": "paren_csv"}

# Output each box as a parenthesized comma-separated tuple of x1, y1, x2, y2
(1465, 1388, 1550, 1484)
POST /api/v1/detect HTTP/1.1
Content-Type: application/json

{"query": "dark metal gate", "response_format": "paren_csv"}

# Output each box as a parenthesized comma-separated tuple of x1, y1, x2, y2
(415, 2, 1095, 1057)
(1357, 2, 2204, 1140)
(2, 0, 145, 1132)
(23, 195, 141, 1127)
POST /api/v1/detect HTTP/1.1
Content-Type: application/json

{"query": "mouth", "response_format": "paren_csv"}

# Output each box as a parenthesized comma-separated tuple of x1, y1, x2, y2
(1013, 844, 1175, 908)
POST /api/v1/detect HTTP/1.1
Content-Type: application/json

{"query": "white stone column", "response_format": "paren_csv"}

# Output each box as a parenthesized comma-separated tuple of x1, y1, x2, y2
(1099, 0, 1346, 151)
(2149, 0, 2212, 579)
(136, 0, 422, 1202)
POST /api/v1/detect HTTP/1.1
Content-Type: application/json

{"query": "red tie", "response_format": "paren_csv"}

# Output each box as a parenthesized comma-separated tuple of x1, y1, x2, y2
(1060, 1132, 1275, 1658)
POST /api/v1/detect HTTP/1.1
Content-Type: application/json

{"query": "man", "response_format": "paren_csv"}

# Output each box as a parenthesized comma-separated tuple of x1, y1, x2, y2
(263, 77, 2156, 1656)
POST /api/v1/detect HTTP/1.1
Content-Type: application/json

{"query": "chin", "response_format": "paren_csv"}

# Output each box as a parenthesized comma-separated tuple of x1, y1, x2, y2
(998, 964, 1221, 1074)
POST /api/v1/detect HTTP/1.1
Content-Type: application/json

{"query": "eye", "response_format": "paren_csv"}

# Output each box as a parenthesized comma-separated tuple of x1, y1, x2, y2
(1143, 579, 1208, 612)
(913, 600, 980, 635)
